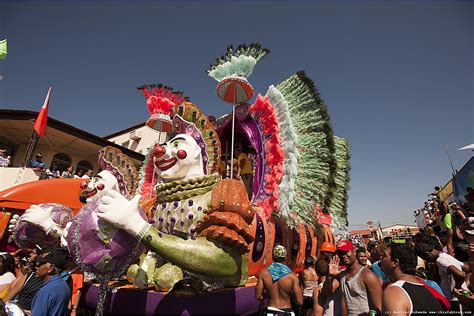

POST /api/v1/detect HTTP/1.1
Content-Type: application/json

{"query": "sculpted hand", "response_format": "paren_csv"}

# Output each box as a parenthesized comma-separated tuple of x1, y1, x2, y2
(8, 214, 20, 233)
(328, 255, 344, 277)
(97, 190, 148, 238)
(22, 205, 60, 235)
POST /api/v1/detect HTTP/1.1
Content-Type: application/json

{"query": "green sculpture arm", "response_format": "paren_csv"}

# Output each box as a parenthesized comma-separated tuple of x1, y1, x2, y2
(139, 226, 239, 276)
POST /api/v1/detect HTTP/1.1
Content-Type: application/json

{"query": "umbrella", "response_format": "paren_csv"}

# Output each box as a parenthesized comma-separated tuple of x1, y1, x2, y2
(216, 76, 253, 104)
(458, 144, 474, 151)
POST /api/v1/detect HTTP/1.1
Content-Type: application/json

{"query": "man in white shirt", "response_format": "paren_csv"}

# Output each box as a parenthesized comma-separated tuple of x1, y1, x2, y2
(0, 149, 10, 167)
(414, 234, 468, 301)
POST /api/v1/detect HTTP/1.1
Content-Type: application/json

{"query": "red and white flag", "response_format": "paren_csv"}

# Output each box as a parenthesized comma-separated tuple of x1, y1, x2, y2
(33, 86, 52, 136)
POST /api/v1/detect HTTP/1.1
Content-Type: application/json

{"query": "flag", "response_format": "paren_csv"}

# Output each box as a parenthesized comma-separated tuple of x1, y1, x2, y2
(33, 86, 52, 136)
(0, 39, 6, 60)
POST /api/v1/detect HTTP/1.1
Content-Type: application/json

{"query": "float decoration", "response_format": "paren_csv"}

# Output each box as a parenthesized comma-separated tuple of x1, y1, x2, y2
(207, 43, 269, 104)
(275, 72, 337, 227)
(13, 203, 73, 249)
(328, 136, 351, 228)
(137, 84, 188, 132)
(248, 95, 284, 218)
(97, 146, 140, 198)
(67, 147, 143, 316)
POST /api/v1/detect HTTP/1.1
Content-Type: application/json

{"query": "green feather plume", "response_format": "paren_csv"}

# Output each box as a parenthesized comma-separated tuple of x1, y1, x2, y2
(206, 43, 270, 81)
(329, 136, 351, 229)
(275, 71, 337, 228)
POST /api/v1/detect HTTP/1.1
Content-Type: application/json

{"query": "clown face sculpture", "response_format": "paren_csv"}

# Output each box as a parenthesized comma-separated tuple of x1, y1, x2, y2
(153, 134, 204, 182)
(81, 170, 119, 201)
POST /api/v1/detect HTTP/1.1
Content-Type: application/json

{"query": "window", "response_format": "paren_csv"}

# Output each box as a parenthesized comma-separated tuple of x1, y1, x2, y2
(122, 140, 130, 148)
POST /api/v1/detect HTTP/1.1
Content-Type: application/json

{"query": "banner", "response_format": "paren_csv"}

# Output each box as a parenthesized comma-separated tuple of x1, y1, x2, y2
(453, 157, 474, 201)
(438, 180, 454, 203)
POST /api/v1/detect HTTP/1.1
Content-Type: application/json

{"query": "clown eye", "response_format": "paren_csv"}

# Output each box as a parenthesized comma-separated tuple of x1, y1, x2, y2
(173, 141, 180, 148)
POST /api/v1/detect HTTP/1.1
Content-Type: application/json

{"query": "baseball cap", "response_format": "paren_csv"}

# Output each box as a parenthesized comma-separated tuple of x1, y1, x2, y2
(320, 242, 336, 253)
(336, 240, 355, 252)
(35, 249, 68, 270)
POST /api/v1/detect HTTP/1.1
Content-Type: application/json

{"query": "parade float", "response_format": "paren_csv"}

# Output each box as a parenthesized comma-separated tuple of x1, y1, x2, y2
(1, 44, 350, 315)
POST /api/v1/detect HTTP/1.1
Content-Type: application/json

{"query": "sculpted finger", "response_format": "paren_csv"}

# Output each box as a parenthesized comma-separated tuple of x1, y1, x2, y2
(105, 189, 121, 198)
(97, 205, 108, 214)
(100, 195, 115, 205)
(130, 194, 141, 206)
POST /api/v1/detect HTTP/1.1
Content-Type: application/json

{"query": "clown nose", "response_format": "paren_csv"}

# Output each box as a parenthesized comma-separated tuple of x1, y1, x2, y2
(154, 145, 166, 158)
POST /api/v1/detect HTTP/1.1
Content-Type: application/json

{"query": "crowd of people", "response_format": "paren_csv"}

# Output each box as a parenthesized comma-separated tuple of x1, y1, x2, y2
(256, 186, 474, 315)
(0, 246, 83, 316)
(0, 150, 94, 181)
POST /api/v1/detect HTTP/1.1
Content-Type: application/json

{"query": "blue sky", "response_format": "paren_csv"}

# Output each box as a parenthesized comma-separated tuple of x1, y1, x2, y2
(0, 1, 472, 230)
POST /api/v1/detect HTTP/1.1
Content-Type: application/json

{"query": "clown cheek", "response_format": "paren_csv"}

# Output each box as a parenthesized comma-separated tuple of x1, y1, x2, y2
(177, 149, 187, 160)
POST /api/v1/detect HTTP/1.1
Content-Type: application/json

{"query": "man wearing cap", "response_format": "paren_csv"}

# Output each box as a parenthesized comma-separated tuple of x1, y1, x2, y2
(256, 245, 303, 315)
(30, 249, 70, 316)
(319, 241, 336, 261)
(27, 153, 46, 171)
(326, 240, 382, 316)
(0, 149, 10, 167)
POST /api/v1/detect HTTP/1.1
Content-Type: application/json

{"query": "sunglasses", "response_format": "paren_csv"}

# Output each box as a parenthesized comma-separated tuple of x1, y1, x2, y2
(34, 260, 49, 268)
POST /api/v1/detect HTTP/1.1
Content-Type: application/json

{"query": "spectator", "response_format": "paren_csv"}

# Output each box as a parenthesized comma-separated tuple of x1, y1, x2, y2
(319, 242, 336, 261)
(439, 202, 455, 256)
(356, 247, 372, 267)
(256, 245, 303, 315)
(312, 258, 338, 316)
(61, 165, 74, 179)
(450, 202, 470, 262)
(26, 153, 46, 171)
(0, 254, 16, 298)
(73, 169, 83, 178)
(235, 143, 253, 199)
(381, 243, 445, 314)
(4, 265, 44, 313)
(0, 254, 16, 286)
(45, 164, 61, 179)
(30, 249, 70, 315)
(370, 243, 390, 285)
(328, 240, 382, 315)
(299, 256, 318, 314)
(414, 234, 468, 305)
(81, 169, 93, 179)
(0, 149, 10, 167)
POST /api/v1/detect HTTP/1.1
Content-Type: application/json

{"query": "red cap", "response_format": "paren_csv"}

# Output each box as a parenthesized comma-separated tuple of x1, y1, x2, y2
(336, 240, 355, 252)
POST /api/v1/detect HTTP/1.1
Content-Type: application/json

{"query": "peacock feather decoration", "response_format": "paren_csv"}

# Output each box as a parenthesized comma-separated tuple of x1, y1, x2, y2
(204, 44, 350, 230)
(206, 43, 270, 82)
(329, 136, 351, 229)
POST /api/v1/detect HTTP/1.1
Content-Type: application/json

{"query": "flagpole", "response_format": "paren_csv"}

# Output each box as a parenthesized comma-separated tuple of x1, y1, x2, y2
(444, 141, 456, 176)
(22, 131, 39, 167)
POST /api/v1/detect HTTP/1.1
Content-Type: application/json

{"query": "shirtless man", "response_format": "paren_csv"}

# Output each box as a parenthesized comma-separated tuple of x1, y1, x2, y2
(299, 256, 318, 313)
(256, 245, 303, 315)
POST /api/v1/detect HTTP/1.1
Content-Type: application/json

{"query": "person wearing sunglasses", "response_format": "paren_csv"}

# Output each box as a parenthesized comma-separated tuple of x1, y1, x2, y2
(30, 249, 70, 316)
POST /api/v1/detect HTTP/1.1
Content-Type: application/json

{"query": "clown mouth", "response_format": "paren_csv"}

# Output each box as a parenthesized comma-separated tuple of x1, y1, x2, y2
(83, 188, 98, 199)
(155, 157, 177, 171)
